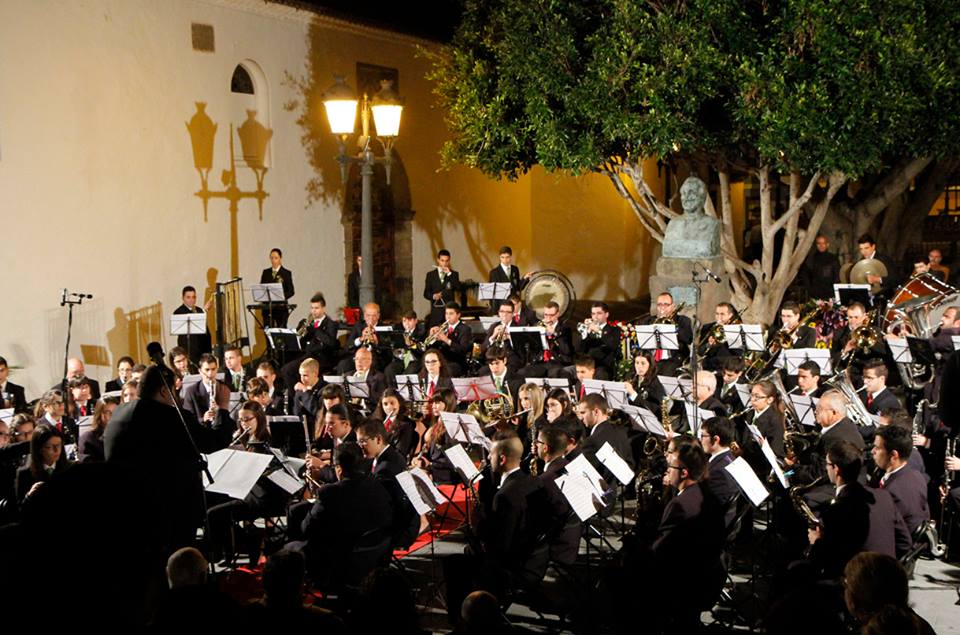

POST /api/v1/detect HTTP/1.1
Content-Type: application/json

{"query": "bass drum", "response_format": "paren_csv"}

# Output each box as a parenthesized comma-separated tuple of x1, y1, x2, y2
(883, 273, 958, 337)
(522, 270, 576, 320)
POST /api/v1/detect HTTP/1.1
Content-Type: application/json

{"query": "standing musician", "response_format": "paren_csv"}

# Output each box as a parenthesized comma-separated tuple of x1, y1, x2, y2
(0, 356, 28, 414)
(281, 292, 340, 396)
(624, 351, 666, 413)
(576, 301, 622, 380)
(699, 302, 738, 371)
(424, 303, 473, 377)
(487, 246, 531, 312)
(856, 234, 900, 301)
(338, 302, 391, 373)
(639, 292, 693, 377)
(424, 249, 460, 328)
(799, 234, 841, 301)
(259, 247, 295, 328)
(481, 300, 523, 372)
(521, 301, 574, 379)
(173, 285, 213, 366)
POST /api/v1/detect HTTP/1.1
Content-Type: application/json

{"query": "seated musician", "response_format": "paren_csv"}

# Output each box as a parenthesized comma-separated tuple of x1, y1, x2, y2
(385, 310, 426, 380)
(259, 247, 294, 328)
(521, 300, 574, 379)
(694, 370, 726, 416)
(208, 401, 287, 564)
(796, 360, 825, 398)
(292, 358, 322, 420)
(121, 381, 139, 403)
(580, 393, 635, 478)
(806, 441, 911, 579)
(482, 346, 522, 409)
(770, 301, 817, 350)
(371, 389, 418, 462)
(425, 303, 473, 377)
(168, 346, 195, 379)
(254, 360, 284, 403)
(699, 417, 739, 511)
(306, 404, 356, 486)
(738, 381, 786, 479)
(831, 302, 884, 383)
(222, 346, 250, 393)
(535, 425, 581, 565)
(0, 356, 27, 414)
(860, 360, 900, 415)
(535, 388, 576, 436)
(338, 302, 391, 373)
(481, 300, 523, 372)
(77, 397, 119, 463)
(417, 348, 455, 399)
(716, 357, 747, 411)
(356, 419, 419, 550)
(507, 292, 537, 326)
(572, 355, 596, 403)
(105, 356, 134, 394)
(15, 423, 71, 507)
(37, 390, 76, 444)
(173, 285, 213, 365)
(700, 302, 737, 371)
(624, 351, 666, 413)
(281, 293, 340, 394)
(246, 377, 284, 416)
(876, 409, 928, 477)
(638, 292, 693, 377)
(929, 304, 960, 355)
(68, 375, 97, 419)
(413, 388, 459, 484)
(349, 347, 387, 413)
(577, 302, 621, 380)
(294, 442, 394, 586)
(871, 425, 930, 535)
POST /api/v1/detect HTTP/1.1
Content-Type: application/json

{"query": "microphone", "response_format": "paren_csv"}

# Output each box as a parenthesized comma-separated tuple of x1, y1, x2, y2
(703, 267, 722, 283)
(60, 288, 67, 307)
(70, 292, 94, 299)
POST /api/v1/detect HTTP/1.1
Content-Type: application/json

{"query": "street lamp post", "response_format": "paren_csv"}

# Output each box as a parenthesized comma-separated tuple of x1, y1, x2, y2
(322, 75, 404, 308)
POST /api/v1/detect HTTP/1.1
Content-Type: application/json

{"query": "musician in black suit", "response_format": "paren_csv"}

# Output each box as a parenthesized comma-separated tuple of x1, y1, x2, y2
(487, 246, 530, 312)
(292, 358, 323, 420)
(305, 405, 357, 485)
(222, 346, 252, 393)
(699, 302, 738, 371)
(357, 419, 419, 549)
(385, 311, 427, 380)
(580, 393, 635, 480)
(481, 347, 523, 416)
(536, 425, 581, 565)
(182, 354, 232, 422)
(715, 357, 747, 412)
(481, 300, 524, 371)
(807, 441, 912, 579)
(105, 356, 134, 394)
(173, 286, 213, 366)
(424, 303, 473, 376)
(625, 351, 667, 412)
(373, 389, 418, 461)
(423, 249, 460, 328)
(56, 357, 102, 401)
(246, 377, 285, 416)
(259, 248, 295, 328)
(508, 293, 538, 327)
(860, 360, 901, 415)
(700, 417, 739, 512)
(295, 442, 393, 584)
(769, 301, 817, 350)
(872, 425, 930, 535)
(522, 301, 574, 379)
(0, 356, 28, 413)
(638, 293, 693, 377)
(281, 293, 340, 393)
(577, 301, 622, 380)
(856, 234, 901, 301)
(337, 302, 393, 374)
(105, 365, 235, 550)
(739, 380, 786, 480)
(795, 360, 826, 398)
(345, 348, 387, 413)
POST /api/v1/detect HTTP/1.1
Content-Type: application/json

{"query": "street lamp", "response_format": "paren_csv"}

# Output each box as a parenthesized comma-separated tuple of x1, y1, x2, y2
(322, 75, 404, 307)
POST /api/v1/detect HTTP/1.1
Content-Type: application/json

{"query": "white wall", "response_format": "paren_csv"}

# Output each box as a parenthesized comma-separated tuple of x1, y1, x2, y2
(0, 0, 343, 396)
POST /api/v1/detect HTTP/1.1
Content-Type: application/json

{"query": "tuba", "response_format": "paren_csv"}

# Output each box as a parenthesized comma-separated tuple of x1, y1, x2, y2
(823, 373, 874, 428)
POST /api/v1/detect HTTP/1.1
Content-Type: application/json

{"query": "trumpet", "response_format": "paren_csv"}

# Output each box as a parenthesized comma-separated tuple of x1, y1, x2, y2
(360, 324, 378, 348)
(577, 318, 602, 340)
(491, 320, 510, 347)
(423, 321, 452, 348)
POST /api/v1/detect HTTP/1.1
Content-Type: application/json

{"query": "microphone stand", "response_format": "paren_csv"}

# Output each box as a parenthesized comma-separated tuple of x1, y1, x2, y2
(689, 263, 721, 437)
(60, 289, 91, 405)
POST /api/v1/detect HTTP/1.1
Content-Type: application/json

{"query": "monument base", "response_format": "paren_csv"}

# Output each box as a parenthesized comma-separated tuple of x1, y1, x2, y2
(649, 256, 731, 324)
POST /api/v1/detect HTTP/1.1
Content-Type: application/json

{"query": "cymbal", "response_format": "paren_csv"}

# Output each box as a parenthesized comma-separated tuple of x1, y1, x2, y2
(850, 259, 888, 293)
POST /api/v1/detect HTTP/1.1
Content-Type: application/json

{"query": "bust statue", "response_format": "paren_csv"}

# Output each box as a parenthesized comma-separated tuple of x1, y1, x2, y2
(661, 176, 721, 259)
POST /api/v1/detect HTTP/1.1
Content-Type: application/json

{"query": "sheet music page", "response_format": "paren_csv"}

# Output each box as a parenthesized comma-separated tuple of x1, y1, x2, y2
(0, 408, 13, 423)
(760, 439, 789, 488)
(724, 456, 770, 507)
(410, 467, 446, 507)
(596, 442, 635, 485)
(396, 470, 438, 515)
(267, 469, 303, 495)
(444, 444, 482, 482)
(565, 453, 607, 500)
(555, 472, 600, 521)
(202, 449, 273, 499)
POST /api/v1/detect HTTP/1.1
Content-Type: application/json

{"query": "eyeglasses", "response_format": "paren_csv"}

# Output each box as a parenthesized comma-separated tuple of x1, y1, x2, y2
(357, 437, 371, 445)
(238, 415, 257, 424)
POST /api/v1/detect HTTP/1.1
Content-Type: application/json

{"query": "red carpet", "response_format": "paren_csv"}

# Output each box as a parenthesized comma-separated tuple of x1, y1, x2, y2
(393, 483, 469, 557)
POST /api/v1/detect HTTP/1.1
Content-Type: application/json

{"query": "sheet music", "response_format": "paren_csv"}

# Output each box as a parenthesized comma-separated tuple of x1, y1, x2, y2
(952, 335, 960, 351)
(682, 402, 715, 437)
(202, 449, 273, 499)
(101, 390, 122, 399)
(582, 379, 628, 409)
(76, 415, 93, 431)
(735, 384, 752, 410)
(724, 456, 770, 507)
(565, 453, 607, 501)
(760, 439, 788, 488)
(507, 326, 549, 350)
(782, 348, 832, 374)
(346, 376, 371, 399)
(395, 375, 425, 402)
(746, 423, 763, 442)
(267, 469, 304, 495)
(0, 408, 13, 424)
(452, 376, 498, 402)
(396, 468, 445, 515)
(554, 472, 601, 521)
(723, 324, 764, 351)
(477, 282, 512, 301)
(635, 324, 679, 351)
(444, 444, 483, 482)
(658, 375, 685, 399)
(620, 404, 667, 437)
(886, 338, 912, 363)
(439, 412, 491, 450)
(524, 377, 570, 391)
(322, 375, 346, 386)
(596, 442, 635, 485)
(789, 395, 817, 427)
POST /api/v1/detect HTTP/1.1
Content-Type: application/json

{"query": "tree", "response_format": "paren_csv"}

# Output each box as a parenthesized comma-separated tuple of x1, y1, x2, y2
(428, 0, 960, 322)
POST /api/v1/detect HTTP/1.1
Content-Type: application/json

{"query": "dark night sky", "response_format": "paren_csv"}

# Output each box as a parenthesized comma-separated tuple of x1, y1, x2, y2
(271, 0, 463, 42)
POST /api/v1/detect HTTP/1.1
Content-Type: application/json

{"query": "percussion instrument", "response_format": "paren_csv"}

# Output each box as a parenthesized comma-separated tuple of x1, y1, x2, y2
(521, 270, 576, 320)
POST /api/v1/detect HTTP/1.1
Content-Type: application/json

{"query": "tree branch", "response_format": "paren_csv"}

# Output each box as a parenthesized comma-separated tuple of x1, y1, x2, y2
(768, 170, 820, 235)
(852, 157, 933, 219)
(599, 167, 666, 241)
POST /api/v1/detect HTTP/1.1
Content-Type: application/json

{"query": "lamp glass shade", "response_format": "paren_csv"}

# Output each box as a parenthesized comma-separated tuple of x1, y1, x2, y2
(324, 99, 358, 136)
(371, 103, 402, 137)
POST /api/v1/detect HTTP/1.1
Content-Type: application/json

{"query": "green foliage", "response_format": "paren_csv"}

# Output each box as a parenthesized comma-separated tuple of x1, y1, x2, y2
(430, 0, 960, 180)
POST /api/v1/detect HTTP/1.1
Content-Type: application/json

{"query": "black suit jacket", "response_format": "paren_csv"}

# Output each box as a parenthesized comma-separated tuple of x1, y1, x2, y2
(653, 482, 725, 591)
(1, 381, 28, 413)
(423, 269, 460, 325)
(581, 419, 636, 482)
(540, 456, 581, 565)
(301, 315, 340, 371)
(173, 304, 213, 362)
(707, 451, 738, 507)
(793, 418, 865, 485)
(384, 414, 418, 461)
(882, 466, 930, 535)
(433, 321, 473, 369)
(752, 407, 785, 458)
(260, 266, 295, 300)
(861, 388, 900, 415)
(489, 264, 526, 293)
(578, 323, 622, 377)
(477, 469, 547, 565)
(105, 378, 124, 394)
(182, 380, 231, 419)
(301, 474, 393, 561)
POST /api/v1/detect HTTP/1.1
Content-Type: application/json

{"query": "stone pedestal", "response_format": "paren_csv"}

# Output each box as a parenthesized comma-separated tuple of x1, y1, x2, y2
(649, 256, 731, 324)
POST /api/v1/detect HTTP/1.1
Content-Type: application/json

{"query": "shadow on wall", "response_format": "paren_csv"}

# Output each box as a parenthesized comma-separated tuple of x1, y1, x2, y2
(105, 303, 165, 370)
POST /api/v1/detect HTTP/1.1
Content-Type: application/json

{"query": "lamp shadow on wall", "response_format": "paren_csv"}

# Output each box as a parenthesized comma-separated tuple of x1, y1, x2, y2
(105, 303, 164, 368)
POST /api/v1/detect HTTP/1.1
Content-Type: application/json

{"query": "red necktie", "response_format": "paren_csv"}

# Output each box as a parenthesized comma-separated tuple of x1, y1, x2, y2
(654, 349, 664, 362)
(447, 326, 454, 336)
(428, 381, 436, 398)
(579, 384, 585, 400)
(313, 319, 320, 328)
(879, 478, 885, 489)
(867, 394, 873, 408)
(80, 405, 87, 417)
(385, 418, 393, 432)
(514, 315, 520, 325)
(543, 347, 552, 362)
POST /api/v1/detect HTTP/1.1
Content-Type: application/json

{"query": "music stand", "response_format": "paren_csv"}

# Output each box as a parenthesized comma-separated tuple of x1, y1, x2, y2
(834, 284, 872, 308)
(267, 414, 310, 457)
(735, 384, 752, 411)
(683, 402, 715, 437)
(635, 324, 679, 353)
(439, 412, 492, 451)
(952, 335, 960, 351)
(265, 328, 301, 357)
(477, 282, 512, 302)
(789, 395, 818, 427)
(508, 326, 547, 364)
(724, 324, 764, 352)
(171, 313, 207, 362)
(0, 408, 14, 424)
(346, 377, 372, 401)
(582, 379, 628, 410)
(782, 348, 832, 375)
(657, 375, 688, 400)
(619, 404, 667, 437)
(322, 375, 347, 388)
(395, 375, 425, 402)
(906, 337, 937, 366)
(479, 316, 500, 333)
(251, 282, 286, 329)
(524, 377, 570, 392)
(376, 327, 407, 350)
(452, 376, 498, 402)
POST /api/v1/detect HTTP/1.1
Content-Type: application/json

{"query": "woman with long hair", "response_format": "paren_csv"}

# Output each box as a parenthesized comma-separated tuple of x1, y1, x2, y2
(15, 423, 70, 505)
(748, 380, 785, 458)
(413, 388, 459, 484)
(77, 396, 120, 463)
(372, 388, 418, 461)
(624, 351, 666, 412)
